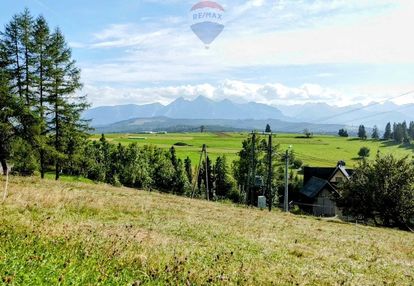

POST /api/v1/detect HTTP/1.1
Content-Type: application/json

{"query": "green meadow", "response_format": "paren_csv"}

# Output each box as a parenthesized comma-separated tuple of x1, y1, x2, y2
(1, 176, 413, 285)
(91, 133, 414, 167)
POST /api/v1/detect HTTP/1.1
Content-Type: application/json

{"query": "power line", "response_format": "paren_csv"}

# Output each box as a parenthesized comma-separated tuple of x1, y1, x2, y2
(340, 104, 414, 125)
(312, 90, 414, 124)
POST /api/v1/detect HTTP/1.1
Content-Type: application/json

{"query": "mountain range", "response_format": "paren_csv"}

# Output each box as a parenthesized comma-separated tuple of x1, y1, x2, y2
(277, 101, 414, 127)
(84, 96, 288, 126)
(83, 96, 414, 132)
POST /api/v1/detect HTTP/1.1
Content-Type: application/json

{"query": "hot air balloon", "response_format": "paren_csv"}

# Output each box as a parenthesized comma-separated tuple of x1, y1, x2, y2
(190, 1, 225, 48)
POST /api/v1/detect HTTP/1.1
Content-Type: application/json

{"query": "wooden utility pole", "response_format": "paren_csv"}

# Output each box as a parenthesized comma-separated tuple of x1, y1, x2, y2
(191, 144, 209, 201)
(284, 148, 290, 212)
(204, 144, 209, 201)
(248, 132, 257, 206)
(191, 147, 203, 198)
(267, 133, 273, 211)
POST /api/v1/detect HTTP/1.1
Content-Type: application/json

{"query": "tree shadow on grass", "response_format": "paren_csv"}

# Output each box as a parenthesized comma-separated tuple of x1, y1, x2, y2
(294, 136, 313, 139)
(379, 140, 414, 152)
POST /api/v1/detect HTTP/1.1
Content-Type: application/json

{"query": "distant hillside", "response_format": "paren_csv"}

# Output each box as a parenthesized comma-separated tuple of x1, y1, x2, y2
(84, 97, 414, 129)
(83, 103, 164, 126)
(94, 116, 354, 134)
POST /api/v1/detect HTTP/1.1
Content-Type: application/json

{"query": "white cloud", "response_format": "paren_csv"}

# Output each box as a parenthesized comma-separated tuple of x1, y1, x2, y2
(76, 0, 414, 84)
(82, 80, 348, 107)
(73, 0, 414, 107)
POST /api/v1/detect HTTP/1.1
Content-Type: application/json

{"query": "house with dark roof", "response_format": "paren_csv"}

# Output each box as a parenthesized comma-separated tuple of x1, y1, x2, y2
(298, 163, 353, 217)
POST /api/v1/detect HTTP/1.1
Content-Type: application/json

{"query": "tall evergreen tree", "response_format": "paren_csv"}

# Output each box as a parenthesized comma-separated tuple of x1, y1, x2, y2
(184, 156, 192, 183)
(0, 66, 16, 175)
(1, 10, 39, 174)
(232, 133, 261, 198)
(17, 9, 35, 106)
(393, 123, 405, 144)
(383, 122, 392, 140)
(2, 14, 24, 100)
(371, 125, 379, 140)
(392, 123, 398, 141)
(214, 156, 233, 198)
(1, 10, 89, 177)
(358, 125, 367, 140)
(2, 10, 39, 145)
(409, 121, 414, 140)
(169, 146, 178, 170)
(33, 15, 51, 178)
(46, 28, 85, 180)
(232, 133, 280, 205)
(402, 121, 410, 144)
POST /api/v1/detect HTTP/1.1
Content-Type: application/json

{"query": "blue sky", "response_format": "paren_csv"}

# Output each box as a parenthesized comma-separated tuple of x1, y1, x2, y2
(1, 0, 414, 107)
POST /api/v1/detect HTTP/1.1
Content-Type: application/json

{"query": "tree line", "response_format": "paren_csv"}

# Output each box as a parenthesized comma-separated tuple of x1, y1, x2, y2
(383, 121, 414, 144)
(80, 132, 301, 206)
(64, 134, 246, 202)
(339, 121, 414, 144)
(0, 9, 89, 179)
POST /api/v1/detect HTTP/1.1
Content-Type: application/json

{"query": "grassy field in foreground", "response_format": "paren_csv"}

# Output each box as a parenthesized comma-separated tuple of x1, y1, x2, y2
(0, 177, 413, 285)
(91, 132, 414, 167)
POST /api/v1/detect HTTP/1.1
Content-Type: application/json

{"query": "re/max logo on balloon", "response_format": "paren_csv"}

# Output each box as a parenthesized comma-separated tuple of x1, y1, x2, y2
(192, 12, 223, 21)
(190, 1, 225, 48)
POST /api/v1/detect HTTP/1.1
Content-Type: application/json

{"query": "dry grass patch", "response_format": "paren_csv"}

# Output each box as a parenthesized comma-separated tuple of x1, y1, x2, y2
(0, 176, 413, 285)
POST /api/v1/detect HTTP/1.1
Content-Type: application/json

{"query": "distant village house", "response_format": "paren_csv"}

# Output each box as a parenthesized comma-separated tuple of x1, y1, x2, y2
(298, 162, 353, 217)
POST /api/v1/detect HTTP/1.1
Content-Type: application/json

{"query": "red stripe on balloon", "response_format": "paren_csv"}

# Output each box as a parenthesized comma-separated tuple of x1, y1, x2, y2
(191, 1, 224, 11)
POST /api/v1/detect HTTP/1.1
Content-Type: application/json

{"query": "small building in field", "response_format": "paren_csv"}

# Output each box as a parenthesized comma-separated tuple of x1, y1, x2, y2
(298, 163, 353, 217)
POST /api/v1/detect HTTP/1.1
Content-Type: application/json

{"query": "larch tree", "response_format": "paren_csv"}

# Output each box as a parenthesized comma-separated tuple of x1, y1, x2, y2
(33, 15, 51, 178)
(1, 10, 39, 173)
(17, 9, 35, 106)
(1, 10, 89, 178)
(0, 66, 15, 175)
(46, 28, 85, 180)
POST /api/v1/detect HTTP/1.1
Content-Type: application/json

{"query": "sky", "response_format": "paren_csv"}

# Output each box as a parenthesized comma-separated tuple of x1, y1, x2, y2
(1, 0, 414, 107)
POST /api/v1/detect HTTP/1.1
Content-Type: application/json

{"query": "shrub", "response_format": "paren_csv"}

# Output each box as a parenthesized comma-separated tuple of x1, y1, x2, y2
(337, 154, 414, 231)
(292, 159, 303, 169)
(358, 147, 370, 158)
(10, 139, 38, 176)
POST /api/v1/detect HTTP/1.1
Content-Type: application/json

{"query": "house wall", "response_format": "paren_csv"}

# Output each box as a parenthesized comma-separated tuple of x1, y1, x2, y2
(330, 170, 346, 184)
(313, 189, 337, 217)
